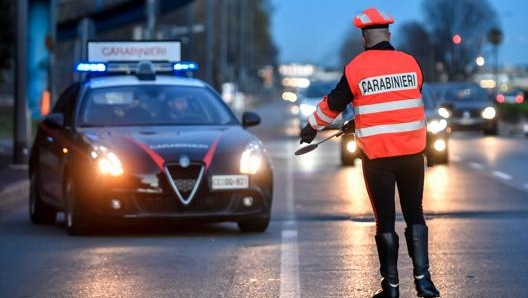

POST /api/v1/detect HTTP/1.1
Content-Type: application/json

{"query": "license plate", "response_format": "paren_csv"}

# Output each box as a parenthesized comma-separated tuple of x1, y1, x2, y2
(211, 175, 249, 190)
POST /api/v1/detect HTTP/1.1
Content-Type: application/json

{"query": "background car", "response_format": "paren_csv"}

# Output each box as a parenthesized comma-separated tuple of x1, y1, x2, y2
(339, 83, 450, 166)
(339, 104, 359, 166)
(423, 83, 451, 164)
(28, 42, 274, 235)
(298, 79, 343, 130)
(495, 88, 525, 104)
(430, 82, 498, 135)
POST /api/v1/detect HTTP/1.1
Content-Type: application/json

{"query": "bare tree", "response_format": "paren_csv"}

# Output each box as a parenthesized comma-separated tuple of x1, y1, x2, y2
(338, 28, 363, 68)
(424, 0, 499, 81)
(395, 21, 435, 81)
(396, 0, 499, 81)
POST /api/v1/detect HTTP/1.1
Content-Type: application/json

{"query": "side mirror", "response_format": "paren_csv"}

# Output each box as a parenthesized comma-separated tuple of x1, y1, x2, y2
(242, 111, 261, 128)
(341, 119, 355, 134)
(44, 113, 64, 127)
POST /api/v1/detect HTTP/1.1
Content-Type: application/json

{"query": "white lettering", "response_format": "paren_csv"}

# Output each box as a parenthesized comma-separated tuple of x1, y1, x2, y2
(359, 72, 418, 96)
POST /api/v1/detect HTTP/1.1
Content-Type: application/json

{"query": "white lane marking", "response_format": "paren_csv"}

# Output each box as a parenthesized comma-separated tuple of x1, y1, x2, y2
(492, 171, 512, 180)
(469, 162, 484, 170)
(280, 143, 300, 298)
(280, 229, 300, 298)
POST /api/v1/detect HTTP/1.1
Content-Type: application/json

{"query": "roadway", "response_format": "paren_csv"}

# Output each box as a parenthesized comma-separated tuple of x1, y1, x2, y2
(1, 98, 528, 297)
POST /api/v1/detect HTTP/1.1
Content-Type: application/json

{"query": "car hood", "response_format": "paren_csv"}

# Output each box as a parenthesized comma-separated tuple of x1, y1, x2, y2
(445, 100, 493, 110)
(79, 125, 258, 171)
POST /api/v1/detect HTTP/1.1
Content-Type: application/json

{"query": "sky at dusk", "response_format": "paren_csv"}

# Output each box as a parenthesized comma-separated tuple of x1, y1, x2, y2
(270, 0, 527, 68)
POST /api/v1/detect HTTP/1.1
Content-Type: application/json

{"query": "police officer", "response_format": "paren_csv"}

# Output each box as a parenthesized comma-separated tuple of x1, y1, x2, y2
(299, 7, 440, 298)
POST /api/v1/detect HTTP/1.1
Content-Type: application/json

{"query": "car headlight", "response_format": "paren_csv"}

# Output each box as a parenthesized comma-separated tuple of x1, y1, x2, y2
(481, 106, 496, 119)
(427, 119, 448, 134)
(437, 107, 451, 119)
(91, 146, 124, 176)
(433, 139, 447, 152)
(299, 103, 316, 117)
(240, 141, 264, 174)
(345, 138, 357, 153)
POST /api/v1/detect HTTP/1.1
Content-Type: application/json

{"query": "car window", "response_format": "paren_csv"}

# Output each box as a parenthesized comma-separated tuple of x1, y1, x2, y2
(52, 82, 81, 127)
(79, 85, 238, 127)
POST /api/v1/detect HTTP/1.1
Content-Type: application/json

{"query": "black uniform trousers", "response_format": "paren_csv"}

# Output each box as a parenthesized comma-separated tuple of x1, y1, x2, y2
(361, 152, 427, 234)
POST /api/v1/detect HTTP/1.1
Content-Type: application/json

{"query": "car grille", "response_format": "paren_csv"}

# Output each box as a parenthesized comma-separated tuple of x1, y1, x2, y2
(134, 192, 232, 214)
(164, 162, 204, 205)
(452, 108, 480, 118)
(174, 179, 196, 193)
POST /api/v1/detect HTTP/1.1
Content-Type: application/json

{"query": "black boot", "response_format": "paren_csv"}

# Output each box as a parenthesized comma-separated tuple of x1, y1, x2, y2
(372, 232, 399, 298)
(405, 225, 440, 297)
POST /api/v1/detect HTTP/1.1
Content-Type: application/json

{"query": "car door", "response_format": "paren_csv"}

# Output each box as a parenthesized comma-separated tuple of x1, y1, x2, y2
(37, 82, 80, 203)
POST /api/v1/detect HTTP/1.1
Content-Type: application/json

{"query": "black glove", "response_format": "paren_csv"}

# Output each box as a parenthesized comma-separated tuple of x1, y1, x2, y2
(300, 123, 317, 144)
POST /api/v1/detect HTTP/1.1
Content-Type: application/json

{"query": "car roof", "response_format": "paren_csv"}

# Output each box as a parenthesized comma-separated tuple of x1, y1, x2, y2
(85, 74, 208, 89)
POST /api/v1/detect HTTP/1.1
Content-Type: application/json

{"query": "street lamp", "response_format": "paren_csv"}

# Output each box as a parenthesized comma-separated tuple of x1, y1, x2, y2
(451, 34, 462, 79)
(488, 27, 503, 93)
(452, 34, 462, 45)
(475, 56, 485, 67)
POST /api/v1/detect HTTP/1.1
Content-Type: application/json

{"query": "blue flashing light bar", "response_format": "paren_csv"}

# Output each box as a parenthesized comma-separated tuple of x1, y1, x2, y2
(173, 61, 199, 72)
(74, 61, 199, 78)
(76, 63, 107, 72)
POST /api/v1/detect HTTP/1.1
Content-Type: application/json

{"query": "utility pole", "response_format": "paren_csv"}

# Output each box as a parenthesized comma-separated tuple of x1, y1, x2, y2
(13, 0, 29, 164)
(48, 0, 58, 107)
(205, 0, 214, 84)
(144, 0, 159, 40)
(238, 0, 246, 91)
(488, 27, 503, 94)
(219, 0, 228, 85)
(185, 3, 193, 59)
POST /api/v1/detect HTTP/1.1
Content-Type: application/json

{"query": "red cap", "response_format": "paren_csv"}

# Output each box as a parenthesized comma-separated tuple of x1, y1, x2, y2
(353, 7, 394, 29)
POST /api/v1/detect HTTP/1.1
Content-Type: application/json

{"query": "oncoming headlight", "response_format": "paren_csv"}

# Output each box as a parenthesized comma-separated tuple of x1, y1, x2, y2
(437, 107, 451, 119)
(91, 146, 124, 176)
(427, 119, 448, 134)
(240, 141, 264, 174)
(299, 103, 316, 117)
(433, 139, 447, 152)
(481, 106, 496, 119)
(345, 139, 357, 153)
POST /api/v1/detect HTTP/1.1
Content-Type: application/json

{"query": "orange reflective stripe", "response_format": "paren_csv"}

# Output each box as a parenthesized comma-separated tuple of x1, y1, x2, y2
(307, 95, 341, 130)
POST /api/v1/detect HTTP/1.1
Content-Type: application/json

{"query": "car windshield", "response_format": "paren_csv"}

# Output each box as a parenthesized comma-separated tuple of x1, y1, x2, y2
(304, 81, 337, 98)
(78, 85, 238, 127)
(442, 84, 490, 103)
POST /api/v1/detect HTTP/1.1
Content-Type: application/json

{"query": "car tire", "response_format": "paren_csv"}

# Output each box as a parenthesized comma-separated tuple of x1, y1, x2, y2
(29, 172, 56, 225)
(237, 217, 270, 233)
(433, 151, 449, 164)
(483, 122, 498, 135)
(64, 177, 89, 236)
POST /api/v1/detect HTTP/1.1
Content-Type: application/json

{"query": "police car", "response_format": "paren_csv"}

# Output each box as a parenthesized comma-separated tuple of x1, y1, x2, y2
(28, 41, 274, 235)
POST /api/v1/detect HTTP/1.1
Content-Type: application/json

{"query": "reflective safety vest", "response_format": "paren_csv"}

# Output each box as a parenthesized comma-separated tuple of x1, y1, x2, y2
(345, 50, 426, 159)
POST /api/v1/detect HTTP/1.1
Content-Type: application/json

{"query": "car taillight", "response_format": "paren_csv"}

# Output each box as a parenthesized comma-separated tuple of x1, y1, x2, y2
(496, 94, 505, 103)
(515, 94, 524, 104)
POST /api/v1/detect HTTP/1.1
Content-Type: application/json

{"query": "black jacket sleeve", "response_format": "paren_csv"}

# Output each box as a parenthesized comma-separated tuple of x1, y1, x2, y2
(326, 73, 354, 112)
